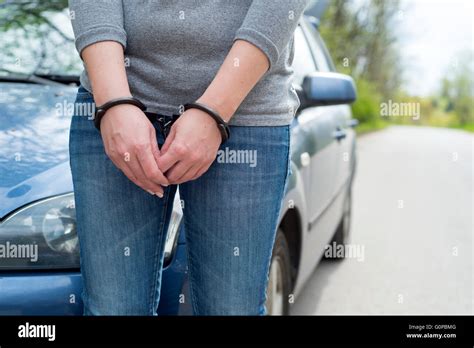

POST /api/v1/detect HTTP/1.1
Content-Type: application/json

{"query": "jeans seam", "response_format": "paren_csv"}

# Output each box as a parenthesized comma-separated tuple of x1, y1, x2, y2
(182, 217, 200, 315)
(284, 126, 292, 188)
(259, 126, 291, 315)
(148, 187, 171, 315)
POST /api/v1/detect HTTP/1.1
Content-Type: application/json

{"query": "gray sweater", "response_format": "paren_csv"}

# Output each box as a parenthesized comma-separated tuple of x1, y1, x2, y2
(69, 0, 309, 126)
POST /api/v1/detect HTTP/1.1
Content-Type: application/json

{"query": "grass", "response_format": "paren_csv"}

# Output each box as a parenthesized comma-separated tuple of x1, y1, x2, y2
(449, 123, 474, 133)
(355, 118, 474, 135)
(355, 119, 390, 135)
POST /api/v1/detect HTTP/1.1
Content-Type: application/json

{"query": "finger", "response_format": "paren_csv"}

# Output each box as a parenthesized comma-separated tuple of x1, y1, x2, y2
(109, 155, 158, 195)
(117, 162, 143, 188)
(160, 125, 176, 155)
(109, 155, 138, 183)
(104, 145, 132, 181)
(103, 133, 163, 196)
(136, 141, 169, 187)
(156, 141, 185, 174)
(169, 161, 201, 184)
(126, 151, 164, 196)
(190, 161, 213, 181)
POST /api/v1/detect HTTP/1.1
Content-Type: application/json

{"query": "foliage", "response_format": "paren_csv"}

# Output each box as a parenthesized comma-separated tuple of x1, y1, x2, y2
(0, 0, 69, 35)
(439, 52, 474, 126)
(319, 0, 402, 100)
(351, 78, 382, 124)
(0, 0, 80, 75)
(317, 0, 473, 133)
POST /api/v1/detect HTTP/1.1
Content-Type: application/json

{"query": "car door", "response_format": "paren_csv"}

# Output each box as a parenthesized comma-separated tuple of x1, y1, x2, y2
(304, 22, 356, 198)
(292, 23, 340, 238)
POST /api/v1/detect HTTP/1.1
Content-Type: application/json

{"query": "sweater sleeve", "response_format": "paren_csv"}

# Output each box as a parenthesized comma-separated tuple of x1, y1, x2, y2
(68, 0, 127, 58)
(234, 0, 309, 69)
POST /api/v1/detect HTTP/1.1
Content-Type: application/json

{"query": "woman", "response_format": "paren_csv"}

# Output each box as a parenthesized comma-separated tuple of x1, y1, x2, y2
(69, 0, 308, 315)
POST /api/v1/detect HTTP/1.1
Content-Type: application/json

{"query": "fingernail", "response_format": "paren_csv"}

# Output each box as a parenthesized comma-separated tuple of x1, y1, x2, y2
(147, 190, 155, 195)
(162, 183, 169, 187)
(156, 192, 164, 198)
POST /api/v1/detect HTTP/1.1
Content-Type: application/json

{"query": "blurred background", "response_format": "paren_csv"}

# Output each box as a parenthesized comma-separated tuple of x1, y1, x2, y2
(312, 0, 473, 133)
(0, 0, 472, 315)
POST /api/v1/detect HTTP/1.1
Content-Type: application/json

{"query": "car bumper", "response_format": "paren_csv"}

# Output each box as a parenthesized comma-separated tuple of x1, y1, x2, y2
(0, 243, 191, 316)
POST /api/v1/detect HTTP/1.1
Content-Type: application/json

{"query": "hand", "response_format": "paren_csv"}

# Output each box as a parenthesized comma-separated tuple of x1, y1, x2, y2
(100, 104, 169, 196)
(157, 109, 222, 184)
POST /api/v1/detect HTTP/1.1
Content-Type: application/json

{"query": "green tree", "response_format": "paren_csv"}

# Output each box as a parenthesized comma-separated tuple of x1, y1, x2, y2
(319, 0, 402, 99)
(438, 51, 474, 126)
(318, 0, 403, 128)
(0, 0, 80, 75)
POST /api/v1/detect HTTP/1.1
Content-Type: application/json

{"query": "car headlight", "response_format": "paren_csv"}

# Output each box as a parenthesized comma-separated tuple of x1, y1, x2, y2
(0, 193, 79, 270)
(0, 191, 183, 270)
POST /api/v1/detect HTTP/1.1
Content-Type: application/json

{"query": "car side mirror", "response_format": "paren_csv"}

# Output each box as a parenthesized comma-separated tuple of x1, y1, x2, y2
(295, 72, 357, 111)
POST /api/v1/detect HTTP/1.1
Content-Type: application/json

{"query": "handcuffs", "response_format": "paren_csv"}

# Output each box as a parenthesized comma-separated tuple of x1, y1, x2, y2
(94, 98, 230, 144)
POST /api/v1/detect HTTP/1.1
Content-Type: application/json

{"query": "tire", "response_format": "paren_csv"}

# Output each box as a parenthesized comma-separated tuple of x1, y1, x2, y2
(325, 185, 352, 260)
(265, 229, 292, 315)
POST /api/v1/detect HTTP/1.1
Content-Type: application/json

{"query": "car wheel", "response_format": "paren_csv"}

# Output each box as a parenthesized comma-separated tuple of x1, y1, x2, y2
(266, 229, 292, 315)
(325, 185, 352, 259)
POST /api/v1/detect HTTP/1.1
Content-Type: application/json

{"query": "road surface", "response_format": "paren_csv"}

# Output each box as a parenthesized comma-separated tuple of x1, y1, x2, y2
(291, 125, 473, 314)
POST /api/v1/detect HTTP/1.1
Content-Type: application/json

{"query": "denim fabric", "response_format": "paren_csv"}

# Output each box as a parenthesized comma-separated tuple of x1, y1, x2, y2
(69, 86, 291, 315)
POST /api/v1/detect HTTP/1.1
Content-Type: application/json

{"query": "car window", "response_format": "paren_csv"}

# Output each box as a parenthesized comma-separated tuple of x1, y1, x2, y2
(312, 38, 331, 72)
(304, 23, 336, 72)
(292, 26, 317, 85)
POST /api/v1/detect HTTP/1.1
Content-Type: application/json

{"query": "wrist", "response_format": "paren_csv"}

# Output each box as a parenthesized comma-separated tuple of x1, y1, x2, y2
(94, 96, 147, 131)
(196, 95, 235, 122)
(183, 102, 230, 144)
(94, 90, 132, 106)
(102, 103, 140, 119)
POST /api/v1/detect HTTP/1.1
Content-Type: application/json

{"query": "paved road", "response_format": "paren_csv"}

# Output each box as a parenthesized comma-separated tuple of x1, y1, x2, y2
(291, 125, 473, 315)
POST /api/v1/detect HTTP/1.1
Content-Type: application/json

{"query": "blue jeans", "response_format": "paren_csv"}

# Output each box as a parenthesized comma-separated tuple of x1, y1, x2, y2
(69, 86, 291, 315)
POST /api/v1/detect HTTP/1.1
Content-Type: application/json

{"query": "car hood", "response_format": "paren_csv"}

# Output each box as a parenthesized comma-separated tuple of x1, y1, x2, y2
(0, 82, 78, 218)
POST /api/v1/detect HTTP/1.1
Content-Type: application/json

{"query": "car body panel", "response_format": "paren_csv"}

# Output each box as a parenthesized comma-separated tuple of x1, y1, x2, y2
(276, 18, 357, 297)
(0, 82, 77, 218)
(280, 108, 355, 297)
(0, 272, 83, 315)
(0, 243, 190, 315)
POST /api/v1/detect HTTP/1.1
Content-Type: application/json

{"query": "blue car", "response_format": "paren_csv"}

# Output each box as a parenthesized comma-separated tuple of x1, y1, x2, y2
(1, 3, 357, 316)
(0, 80, 191, 315)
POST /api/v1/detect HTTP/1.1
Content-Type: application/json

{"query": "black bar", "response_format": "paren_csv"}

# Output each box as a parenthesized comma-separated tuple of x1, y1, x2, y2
(0, 315, 473, 346)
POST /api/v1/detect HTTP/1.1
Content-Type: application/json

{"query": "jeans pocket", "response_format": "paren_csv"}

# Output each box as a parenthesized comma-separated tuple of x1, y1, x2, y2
(77, 85, 92, 96)
(72, 86, 96, 122)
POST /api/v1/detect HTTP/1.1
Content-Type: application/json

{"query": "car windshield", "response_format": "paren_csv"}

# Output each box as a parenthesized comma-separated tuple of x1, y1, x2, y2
(0, 0, 82, 77)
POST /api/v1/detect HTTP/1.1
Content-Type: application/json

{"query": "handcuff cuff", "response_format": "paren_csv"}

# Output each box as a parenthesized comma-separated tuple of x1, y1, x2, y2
(94, 98, 230, 144)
